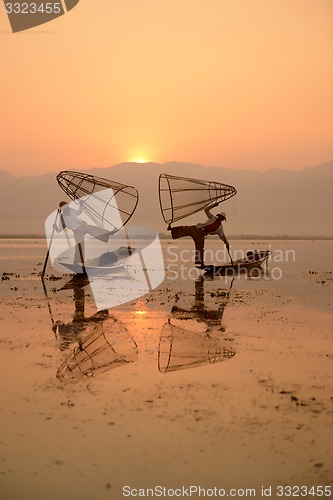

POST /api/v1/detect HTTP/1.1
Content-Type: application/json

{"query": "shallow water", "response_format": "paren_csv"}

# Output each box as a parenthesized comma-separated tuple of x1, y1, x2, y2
(0, 239, 332, 499)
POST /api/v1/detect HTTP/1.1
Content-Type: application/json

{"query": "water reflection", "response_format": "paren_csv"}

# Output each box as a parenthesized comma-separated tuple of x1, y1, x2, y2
(45, 276, 138, 379)
(158, 277, 235, 373)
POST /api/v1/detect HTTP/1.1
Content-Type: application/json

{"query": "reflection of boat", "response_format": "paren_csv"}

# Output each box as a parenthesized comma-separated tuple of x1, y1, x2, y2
(203, 250, 271, 276)
(158, 277, 235, 373)
(60, 246, 135, 274)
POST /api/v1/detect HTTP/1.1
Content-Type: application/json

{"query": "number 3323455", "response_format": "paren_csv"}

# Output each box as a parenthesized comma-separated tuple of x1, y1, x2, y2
(5, 3, 62, 14)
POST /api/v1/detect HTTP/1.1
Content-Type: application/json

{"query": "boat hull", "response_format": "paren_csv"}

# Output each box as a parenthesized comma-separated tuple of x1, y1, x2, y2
(60, 246, 135, 275)
(203, 250, 271, 276)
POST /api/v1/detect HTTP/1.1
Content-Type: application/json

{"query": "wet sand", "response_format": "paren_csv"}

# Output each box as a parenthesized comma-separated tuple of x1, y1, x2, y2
(0, 239, 332, 499)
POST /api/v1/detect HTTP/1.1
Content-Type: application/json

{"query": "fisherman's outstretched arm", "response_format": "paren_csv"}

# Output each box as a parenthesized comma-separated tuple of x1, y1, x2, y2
(204, 201, 220, 218)
(71, 201, 83, 215)
(217, 227, 229, 248)
(52, 206, 63, 232)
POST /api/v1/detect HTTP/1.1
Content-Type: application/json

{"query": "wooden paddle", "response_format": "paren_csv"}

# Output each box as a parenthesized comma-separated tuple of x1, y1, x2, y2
(227, 245, 234, 266)
(41, 210, 60, 279)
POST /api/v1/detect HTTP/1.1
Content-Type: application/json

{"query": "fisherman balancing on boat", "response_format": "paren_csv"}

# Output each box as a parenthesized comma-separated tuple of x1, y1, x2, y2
(53, 200, 117, 265)
(168, 201, 230, 268)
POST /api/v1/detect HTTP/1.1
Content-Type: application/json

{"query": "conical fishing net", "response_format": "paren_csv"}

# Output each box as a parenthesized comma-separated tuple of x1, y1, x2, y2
(159, 173, 237, 224)
(57, 171, 139, 231)
(158, 321, 235, 373)
(57, 319, 138, 379)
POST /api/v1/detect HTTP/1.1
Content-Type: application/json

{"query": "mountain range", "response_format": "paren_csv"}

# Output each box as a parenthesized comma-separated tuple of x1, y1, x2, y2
(0, 161, 332, 237)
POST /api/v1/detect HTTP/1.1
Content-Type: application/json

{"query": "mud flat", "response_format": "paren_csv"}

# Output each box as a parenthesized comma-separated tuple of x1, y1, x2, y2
(0, 239, 332, 499)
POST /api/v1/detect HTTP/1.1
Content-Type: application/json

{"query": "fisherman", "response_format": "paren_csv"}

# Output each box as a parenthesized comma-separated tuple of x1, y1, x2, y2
(168, 201, 230, 268)
(53, 201, 117, 264)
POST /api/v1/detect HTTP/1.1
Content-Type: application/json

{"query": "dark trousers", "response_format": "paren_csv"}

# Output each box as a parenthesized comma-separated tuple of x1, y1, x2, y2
(171, 225, 205, 266)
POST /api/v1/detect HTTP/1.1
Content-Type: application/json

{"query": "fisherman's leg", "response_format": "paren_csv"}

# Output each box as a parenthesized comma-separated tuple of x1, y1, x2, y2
(170, 225, 205, 266)
(73, 243, 85, 265)
(84, 223, 110, 243)
(72, 287, 85, 322)
(73, 230, 85, 265)
(192, 229, 205, 267)
(73, 245, 81, 265)
(170, 225, 197, 240)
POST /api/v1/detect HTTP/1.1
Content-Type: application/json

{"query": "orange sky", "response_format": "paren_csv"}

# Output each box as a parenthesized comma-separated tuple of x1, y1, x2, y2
(1, 0, 333, 175)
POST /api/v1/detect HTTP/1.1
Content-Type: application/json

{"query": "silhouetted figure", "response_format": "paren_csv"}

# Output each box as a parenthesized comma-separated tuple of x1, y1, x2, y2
(53, 201, 116, 265)
(168, 202, 229, 267)
(158, 277, 235, 372)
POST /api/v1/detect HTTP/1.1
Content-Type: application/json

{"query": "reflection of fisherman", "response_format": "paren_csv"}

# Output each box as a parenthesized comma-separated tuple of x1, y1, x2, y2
(171, 277, 229, 329)
(53, 281, 109, 350)
(168, 202, 230, 268)
(158, 277, 235, 373)
(53, 201, 116, 264)
(51, 280, 137, 377)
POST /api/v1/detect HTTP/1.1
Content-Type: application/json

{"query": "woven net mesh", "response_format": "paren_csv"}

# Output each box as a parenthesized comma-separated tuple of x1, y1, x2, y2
(159, 173, 237, 224)
(57, 319, 138, 379)
(158, 321, 235, 373)
(57, 171, 138, 231)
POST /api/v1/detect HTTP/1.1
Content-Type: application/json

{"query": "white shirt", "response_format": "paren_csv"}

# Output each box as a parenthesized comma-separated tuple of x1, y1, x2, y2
(60, 205, 83, 231)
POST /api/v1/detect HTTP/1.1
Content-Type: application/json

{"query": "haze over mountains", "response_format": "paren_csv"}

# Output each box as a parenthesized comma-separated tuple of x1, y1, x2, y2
(0, 161, 332, 237)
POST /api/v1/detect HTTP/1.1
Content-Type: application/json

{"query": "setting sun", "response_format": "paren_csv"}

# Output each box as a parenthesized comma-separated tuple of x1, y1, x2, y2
(127, 147, 153, 164)
(131, 157, 151, 164)
(134, 310, 147, 316)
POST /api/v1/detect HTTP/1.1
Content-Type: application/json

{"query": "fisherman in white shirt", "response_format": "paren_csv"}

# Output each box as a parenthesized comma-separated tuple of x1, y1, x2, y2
(53, 201, 116, 264)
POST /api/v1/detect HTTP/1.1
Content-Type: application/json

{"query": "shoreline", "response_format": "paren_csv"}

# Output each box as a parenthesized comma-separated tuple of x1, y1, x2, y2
(0, 234, 333, 240)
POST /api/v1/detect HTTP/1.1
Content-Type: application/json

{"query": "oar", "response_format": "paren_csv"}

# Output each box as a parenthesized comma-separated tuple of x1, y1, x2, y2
(41, 203, 73, 279)
(41, 209, 60, 279)
(41, 278, 58, 338)
(227, 245, 234, 266)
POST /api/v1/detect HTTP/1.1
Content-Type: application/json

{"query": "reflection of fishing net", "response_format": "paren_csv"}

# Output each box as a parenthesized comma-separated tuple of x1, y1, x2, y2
(57, 319, 138, 379)
(57, 171, 139, 232)
(159, 173, 237, 224)
(158, 321, 235, 373)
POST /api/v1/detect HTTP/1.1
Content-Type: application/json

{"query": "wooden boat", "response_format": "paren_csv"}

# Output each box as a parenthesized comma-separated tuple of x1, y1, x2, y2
(203, 250, 271, 276)
(60, 246, 135, 274)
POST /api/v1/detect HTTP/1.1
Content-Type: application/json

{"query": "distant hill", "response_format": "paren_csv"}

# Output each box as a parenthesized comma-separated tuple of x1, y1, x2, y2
(0, 161, 332, 237)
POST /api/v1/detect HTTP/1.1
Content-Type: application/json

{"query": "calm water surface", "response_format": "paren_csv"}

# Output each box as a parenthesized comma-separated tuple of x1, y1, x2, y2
(0, 238, 332, 499)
